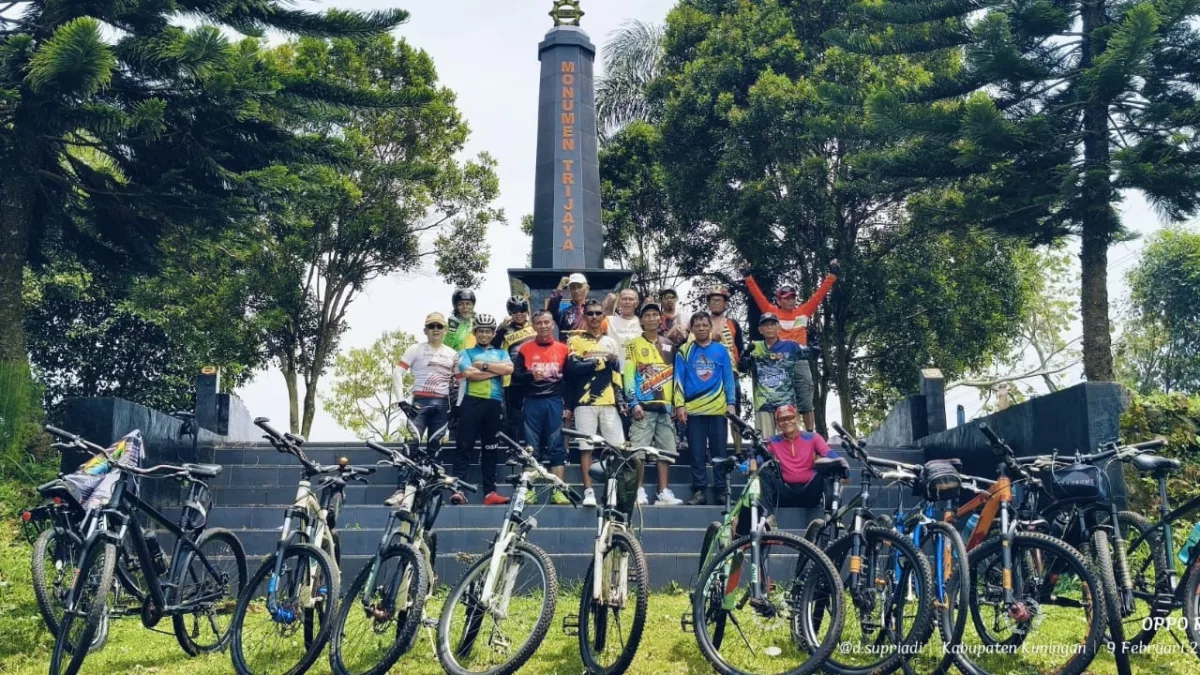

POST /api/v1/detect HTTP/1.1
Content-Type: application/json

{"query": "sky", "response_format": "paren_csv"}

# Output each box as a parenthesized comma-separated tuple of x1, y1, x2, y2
(234, 0, 1170, 440)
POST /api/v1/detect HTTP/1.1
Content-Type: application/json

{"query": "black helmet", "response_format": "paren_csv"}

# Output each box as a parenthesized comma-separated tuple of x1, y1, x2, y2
(506, 295, 530, 314)
(473, 313, 498, 331)
(452, 289, 476, 306)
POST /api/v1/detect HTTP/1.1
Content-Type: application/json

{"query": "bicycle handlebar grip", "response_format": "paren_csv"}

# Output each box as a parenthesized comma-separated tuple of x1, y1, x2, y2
(253, 417, 285, 440)
(44, 425, 77, 441)
(566, 488, 583, 506)
(457, 480, 479, 494)
(1132, 439, 1167, 450)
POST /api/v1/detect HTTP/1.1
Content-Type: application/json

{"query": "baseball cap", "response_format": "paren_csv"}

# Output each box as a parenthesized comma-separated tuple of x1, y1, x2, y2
(638, 300, 662, 317)
(659, 288, 678, 299)
(568, 273, 588, 286)
(774, 404, 800, 421)
(759, 312, 780, 325)
(424, 312, 447, 326)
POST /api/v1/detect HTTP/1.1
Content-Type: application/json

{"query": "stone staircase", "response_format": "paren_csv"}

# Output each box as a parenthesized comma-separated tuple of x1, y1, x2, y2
(168, 441, 926, 589)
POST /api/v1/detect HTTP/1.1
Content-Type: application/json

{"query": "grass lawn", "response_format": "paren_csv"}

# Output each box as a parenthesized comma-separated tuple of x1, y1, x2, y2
(1, 513, 1196, 674)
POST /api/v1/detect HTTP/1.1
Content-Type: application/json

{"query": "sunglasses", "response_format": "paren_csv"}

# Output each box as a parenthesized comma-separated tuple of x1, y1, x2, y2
(585, 311, 605, 317)
(425, 324, 445, 330)
(777, 416, 799, 423)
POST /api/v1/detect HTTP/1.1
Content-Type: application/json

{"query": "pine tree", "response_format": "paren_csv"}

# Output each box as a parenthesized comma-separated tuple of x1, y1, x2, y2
(0, 2, 412, 374)
(839, 0, 1200, 381)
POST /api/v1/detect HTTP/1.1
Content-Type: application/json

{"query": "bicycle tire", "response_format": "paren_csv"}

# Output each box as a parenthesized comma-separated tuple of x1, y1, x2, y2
(920, 521, 971, 675)
(821, 527, 936, 675)
(306, 534, 341, 650)
(329, 542, 429, 675)
(230, 543, 339, 675)
(694, 530, 845, 675)
(579, 531, 648, 675)
(49, 539, 117, 675)
(1117, 510, 1168, 648)
(173, 528, 248, 655)
(699, 521, 722, 573)
(1090, 529, 1131, 675)
(436, 541, 557, 675)
(962, 531, 1104, 675)
(803, 518, 826, 546)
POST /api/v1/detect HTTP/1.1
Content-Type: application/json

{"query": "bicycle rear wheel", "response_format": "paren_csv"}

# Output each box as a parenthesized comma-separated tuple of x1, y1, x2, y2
(173, 528, 248, 655)
(961, 531, 1103, 675)
(1116, 510, 1168, 648)
(230, 543, 338, 675)
(917, 521, 970, 675)
(437, 541, 557, 675)
(579, 531, 648, 674)
(695, 531, 844, 675)
(49, 540, 117, 675)
(329, 542, 429, 675)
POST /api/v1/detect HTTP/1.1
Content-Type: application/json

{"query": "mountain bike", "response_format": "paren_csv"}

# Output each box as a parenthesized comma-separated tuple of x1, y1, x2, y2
(437, 430, 580, 675)
(328, 403, 466, 675)
(683, 412, 847, 675)
(24, 431, 155, 652)
(558, 427, 673, 674)
(797, 421, 936, 675)
(951, 423, 1106, 675)
(48, 427, 247, 675)
(230, 418, 374, 675)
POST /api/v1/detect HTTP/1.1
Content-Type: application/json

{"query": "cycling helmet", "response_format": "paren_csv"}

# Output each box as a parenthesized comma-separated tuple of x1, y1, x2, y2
(452, 289, 476, 306)
(506, 295, 530, 314)
(775, 284, 798, 300)
(706, 285, 731, 301)
(473, 313, 498, 331)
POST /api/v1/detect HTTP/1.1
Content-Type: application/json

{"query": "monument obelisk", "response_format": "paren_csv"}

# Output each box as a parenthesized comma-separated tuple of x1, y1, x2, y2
(509, 0, 630, 311)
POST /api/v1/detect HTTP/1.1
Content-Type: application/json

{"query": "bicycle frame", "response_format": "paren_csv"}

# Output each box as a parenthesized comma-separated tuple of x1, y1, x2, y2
(267, 476, 339, 617)
(481, 466, 539, 613)
(592, 466, 631, 605)
(1122, 480, 1200, 610)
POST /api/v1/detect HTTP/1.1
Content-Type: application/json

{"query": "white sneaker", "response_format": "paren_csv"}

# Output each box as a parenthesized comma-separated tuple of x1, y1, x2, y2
(582, 488, 597, 507)
(656, 488, 682, 505)
(637, 487, 649, 506)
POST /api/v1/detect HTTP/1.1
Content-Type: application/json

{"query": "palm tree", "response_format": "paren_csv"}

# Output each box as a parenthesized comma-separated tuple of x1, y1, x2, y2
(595, 20, 664, 142)
(0, 2, 412, 375)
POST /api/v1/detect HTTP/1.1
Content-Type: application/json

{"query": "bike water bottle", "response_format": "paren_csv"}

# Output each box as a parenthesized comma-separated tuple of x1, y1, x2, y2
(1180, 522, 1200, 565)
(963, 513, 980, 543)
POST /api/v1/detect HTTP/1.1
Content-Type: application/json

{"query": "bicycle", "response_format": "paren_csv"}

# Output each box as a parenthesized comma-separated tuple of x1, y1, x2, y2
(328, 403, 467, 675)
(437, 430, 580, 675)
(229, 417, 375, 675)
(797, 421, 936, 675)
(24, 431, 156, 652)
(950, 423, 1106, 675)
(47, 425, 247, 675)
(677, 413, 846, 675)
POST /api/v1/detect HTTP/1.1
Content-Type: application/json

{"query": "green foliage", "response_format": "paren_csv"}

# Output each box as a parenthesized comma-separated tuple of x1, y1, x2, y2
(1121, 392, 1200, 511)
(0, 361, 44, 480)
(844, 0, 1200, 381)
(323, 331, 416, 442)
(1117, 226, 1200, 394)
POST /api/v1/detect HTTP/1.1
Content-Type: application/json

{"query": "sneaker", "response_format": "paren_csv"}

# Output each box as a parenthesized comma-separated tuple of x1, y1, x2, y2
(637, 487, 649, 506)
(582, 488, 597, 507)
(449, 491, 467, 505)
(384, 489, 405, 507)
(550, 491, 571, 505)
(685, 490, 707, 506)
(656, 488, 682, 505)
(483, 491, 511, 506)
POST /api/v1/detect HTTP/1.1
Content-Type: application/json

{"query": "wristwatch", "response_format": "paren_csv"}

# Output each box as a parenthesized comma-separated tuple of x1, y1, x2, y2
(481, 362, 490, 372)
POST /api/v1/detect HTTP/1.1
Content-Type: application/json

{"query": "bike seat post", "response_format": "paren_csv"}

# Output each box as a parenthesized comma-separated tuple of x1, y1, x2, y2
(1158, 474, 1172, 518)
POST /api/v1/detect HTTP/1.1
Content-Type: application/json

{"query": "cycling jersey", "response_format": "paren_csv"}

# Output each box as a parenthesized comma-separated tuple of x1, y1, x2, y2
(456, 346, 510, 401)
(747, 339, 805, 412)
(565, 332, 623, 409)
(398, 342, 458, 398)
(606, 314, 641, 351)
(767, 431, 839, 484)
(445, 313, 476, 351)
(493, 321, 536, 388)
(744, 272, 837, 345)
(673, 340, 736, 415)
(623, 334, 675, 411)
(513, 339, 570, 398)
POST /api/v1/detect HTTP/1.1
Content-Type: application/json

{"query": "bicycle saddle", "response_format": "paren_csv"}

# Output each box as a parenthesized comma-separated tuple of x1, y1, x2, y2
(182, 463, 223, 478)
(37, 479, 82, 506)
(711, 456, 740, 469)
(1130, 454, 1181, 474)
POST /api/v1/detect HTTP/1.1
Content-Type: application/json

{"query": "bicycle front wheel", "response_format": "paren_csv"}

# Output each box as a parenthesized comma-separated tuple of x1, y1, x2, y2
(173, 528, 248, 655)
(437, 541, 557, 675)
(961, 531, 1103, 675)
(917, 521, 970, 675)
(49, 539, 117, 675)
(694, 531, 845, 675)
(579, 531, 648, 675)
(329, 542, 429, 675)
(230, 543, 339, 675)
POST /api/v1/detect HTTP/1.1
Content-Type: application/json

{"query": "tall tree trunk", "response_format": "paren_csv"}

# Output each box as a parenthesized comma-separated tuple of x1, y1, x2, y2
(1079, 0, 1116, 382)
(0, 177, 33, 365)
(302, 376, 318, 438)
(282, 356, 300, 434)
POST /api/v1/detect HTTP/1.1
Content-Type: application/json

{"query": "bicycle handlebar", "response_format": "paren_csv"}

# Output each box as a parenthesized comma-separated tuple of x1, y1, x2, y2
(44, 425, 108, 454)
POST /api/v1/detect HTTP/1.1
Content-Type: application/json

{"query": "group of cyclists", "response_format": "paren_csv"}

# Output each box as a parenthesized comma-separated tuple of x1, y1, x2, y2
(391, 261, 841, 509)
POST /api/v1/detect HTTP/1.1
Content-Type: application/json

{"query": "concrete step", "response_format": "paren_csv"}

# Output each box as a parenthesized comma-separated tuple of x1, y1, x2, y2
(200, 443, 928, 468)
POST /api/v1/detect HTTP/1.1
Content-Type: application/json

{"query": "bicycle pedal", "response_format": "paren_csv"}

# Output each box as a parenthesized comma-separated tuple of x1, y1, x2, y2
(680, 614, 694, 632)
(562, 613, 580, 636)
(421, 616, 439, 628)
(1153, 594, 1176, 612)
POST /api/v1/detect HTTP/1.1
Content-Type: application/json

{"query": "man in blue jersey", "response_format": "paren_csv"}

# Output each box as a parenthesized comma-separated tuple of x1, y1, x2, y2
(674, 311, 737, 505)
(452, 314, 514, 506)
